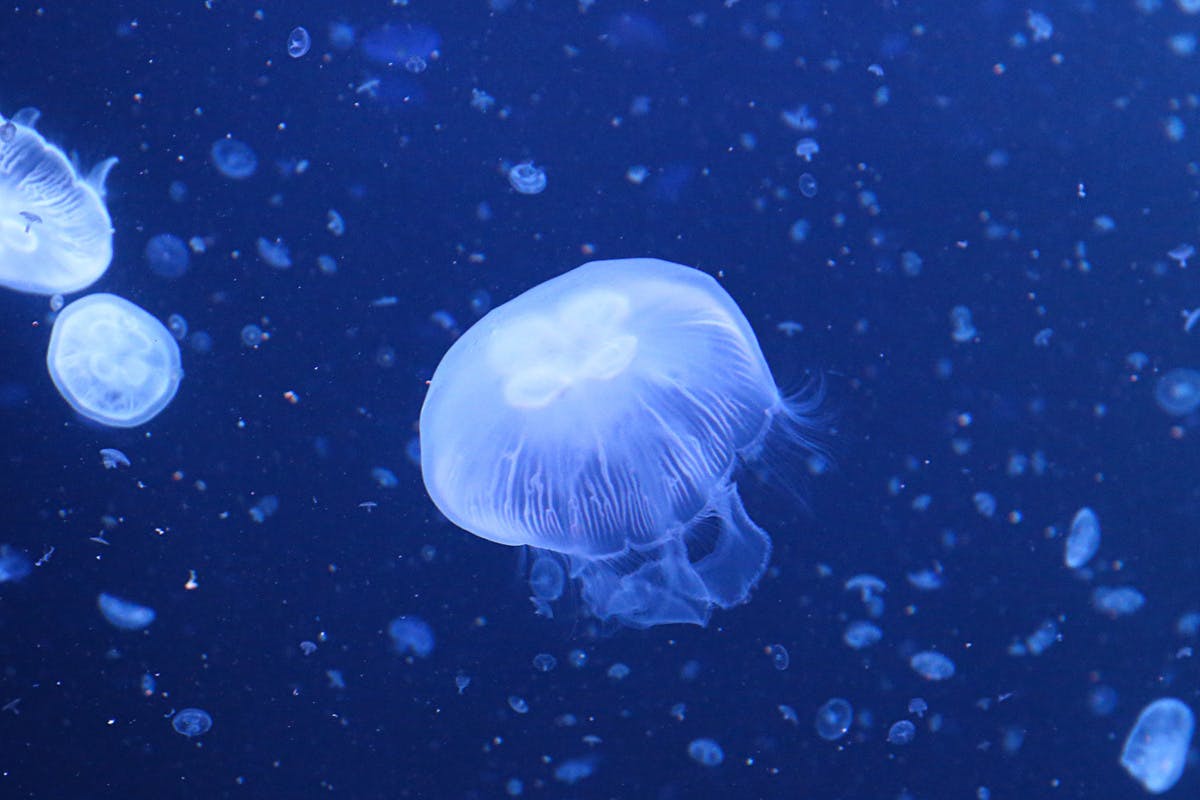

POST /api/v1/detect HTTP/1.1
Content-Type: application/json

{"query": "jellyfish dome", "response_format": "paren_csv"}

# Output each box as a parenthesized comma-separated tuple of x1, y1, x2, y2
(46, 293, 183, 428)
(420, 258, 823, 628)
(0, 107, 117, 295)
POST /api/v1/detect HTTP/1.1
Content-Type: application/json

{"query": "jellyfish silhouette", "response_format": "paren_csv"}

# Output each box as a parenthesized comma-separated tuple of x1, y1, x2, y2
(0, 107, 117, 295)
(420, 258, 823, 628)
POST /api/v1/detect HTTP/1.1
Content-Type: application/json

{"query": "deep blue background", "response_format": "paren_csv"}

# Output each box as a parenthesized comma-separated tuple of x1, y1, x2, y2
(0, 1, 1197, 798)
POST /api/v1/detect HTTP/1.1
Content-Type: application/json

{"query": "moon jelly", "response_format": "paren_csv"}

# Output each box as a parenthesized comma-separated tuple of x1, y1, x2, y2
(143, 232, 190, 279)
(420, 258, 825, 628)
(46, 293, 184, 428)
(0, 107, 117, 295)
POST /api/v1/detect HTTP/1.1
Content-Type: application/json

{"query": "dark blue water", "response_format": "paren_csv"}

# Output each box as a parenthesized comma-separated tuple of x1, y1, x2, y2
(0, 2, 1197, 798)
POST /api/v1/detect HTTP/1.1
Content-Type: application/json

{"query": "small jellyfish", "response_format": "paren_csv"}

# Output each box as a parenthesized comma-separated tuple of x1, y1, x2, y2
(388, 615, 434, 657)
(171, 708, 213, 738)
(1092, 586, 1145, 618)
(326, 209, 345, 236)
(887, 720, 916, 745)
(99, 448, 130, 469)
(47, 294, 184, 428)
(1065, 506, 1100, 568)
(507, 162, 547, 194)
(815, 698, 853, 741)
(507, 695, 530, 714)
(528, 555, 565, 601)
(606, 662, 631, 680)
(843, 620, 883, 649)
(1154, 368, 1200, 416)
(256, 236, 292, 269)
(371, 467, 399, 488)
(167, 314, 188, 341)
(287, 26, 311, 58)
(1120, 698, 1194, 795)
(0, 546, 32, 583)
(532, 653, 557, 672)
(910, 651, 956, 681)
(97, 592, 156, 630)
(553, 757, 596, 785)
(299, 640, 318, 655)
(766, 643, 790, 670)
(210, 138, 258, 179)
(0, 107, 117, 295)
(687, 738, 724, 766)
(907, 697, 928, 718)
(798, 172, 818, 198)
(143, 233, 190, 279)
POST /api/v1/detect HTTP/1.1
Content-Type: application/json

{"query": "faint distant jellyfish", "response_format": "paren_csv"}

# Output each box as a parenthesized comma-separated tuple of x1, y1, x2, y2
(887, 720, 916, 745)
(99, 447, 130, 469)
(0, 547, 32, 583)
(687, 738, 724, 766)
(97, 592, 156, 630)
(1154, 368, 1200, 416)
(171, 708, 213, 738)
(1120, 698, 1194, 795)
(766, 643, 790, 670)
(46, 294, 184, 428)
(910, 650, 956, 681)
(0, 107, 117, 294)
(529, 554, 565, 601)
(143, 233, 190, 278)
(815, 698, 853, 741)
(388, 615, 434, 657)
(419, 258, 826, 628)
(210, 137, 258, 179)
(507, 162, 547, 194)
(843, 620, 883, 649)
(256, 236, 292, 269)
(1065, 506, 1100, 568)
(287, 26, 311, 58)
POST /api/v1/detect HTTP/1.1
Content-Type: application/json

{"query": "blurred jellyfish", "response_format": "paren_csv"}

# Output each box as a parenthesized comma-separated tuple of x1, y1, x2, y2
(97, 592, 156, 630)
(420, 258, 826, 628)
(46, 294, 184, 428)
(0, 107, 117, 294)
(210, 138, 258, 179)
(388, 615, 434, 657)
(0, 546, 32, 583)
(508, 162, 547, 194)
(143, 233, 190, 279)
(1155, 368, 1200, 416)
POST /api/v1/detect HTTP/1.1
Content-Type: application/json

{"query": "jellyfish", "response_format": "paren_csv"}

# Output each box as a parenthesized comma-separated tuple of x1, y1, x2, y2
(46, 293, 184, 428)
(0, 107, 117, 295)
(419, 258, 824, 628)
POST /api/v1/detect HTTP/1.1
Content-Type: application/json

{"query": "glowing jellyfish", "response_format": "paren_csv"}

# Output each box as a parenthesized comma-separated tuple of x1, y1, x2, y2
(0, 107, 117, 295)
(46, 293, 184, 428)
(420, 258, 824, 628)
(171, 708, 212, 737)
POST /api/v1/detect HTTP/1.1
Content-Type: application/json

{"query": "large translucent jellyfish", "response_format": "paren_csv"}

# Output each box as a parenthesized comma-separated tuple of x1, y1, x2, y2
(420, 258, 823, 628)
(0, 107, 117, 295)
(46, 293, 184, 428)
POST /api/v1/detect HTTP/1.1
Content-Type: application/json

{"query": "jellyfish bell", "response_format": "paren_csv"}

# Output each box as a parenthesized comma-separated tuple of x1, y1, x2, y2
(0, 107, 117, 295)
(420, 257, 826, 628)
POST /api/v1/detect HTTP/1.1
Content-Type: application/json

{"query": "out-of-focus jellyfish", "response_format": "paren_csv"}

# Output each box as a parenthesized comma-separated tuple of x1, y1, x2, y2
(287, 26, 311, 58)
(0, 546, 31, 583)
(46, 294, 184, 428)
(171, 708, 212, 737)
(388, 615, 434, 657)
(361, 23, 441, 66)
(0, 107, 117, 295)
(210, 137, 258, 179)
(97, 592, 156, 630)
(508, 162, 547, 194)
(420, 258, 825, 628)
(143, 233, 190, 278)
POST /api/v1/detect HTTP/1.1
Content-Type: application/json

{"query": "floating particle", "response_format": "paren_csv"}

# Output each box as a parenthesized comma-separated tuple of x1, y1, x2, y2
(287, 26, 311, 58)
(99, 448, 130, 469)
(1119, 698, 1194, 794)
(97, 593, 156, 630)
(507, 162, 547, 194)
(815, 698, 853, 741)
(687, 738, 724, 766)
(910, 651, 955, 681)
(171, 708, 212, 737)
(1065, 507, 1100, 568)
